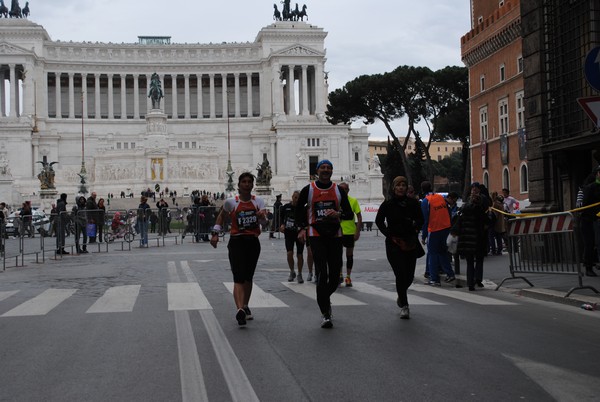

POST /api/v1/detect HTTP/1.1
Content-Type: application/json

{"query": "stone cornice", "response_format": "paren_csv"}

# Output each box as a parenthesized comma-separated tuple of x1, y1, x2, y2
(461, 19, 521, 67)
(0, 41, 37, 57)
(271, 44, 324, 58)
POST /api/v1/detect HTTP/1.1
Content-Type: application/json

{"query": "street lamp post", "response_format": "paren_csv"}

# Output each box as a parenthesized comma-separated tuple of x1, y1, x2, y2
(78, 92, 88, 196)
(225, 89, 234, 193)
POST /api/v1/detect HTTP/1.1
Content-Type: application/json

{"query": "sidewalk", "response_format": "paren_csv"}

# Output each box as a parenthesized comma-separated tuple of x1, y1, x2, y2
(440, 251, 600, 307)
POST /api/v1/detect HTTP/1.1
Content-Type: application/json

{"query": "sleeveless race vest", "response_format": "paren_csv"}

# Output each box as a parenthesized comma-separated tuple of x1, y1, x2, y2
(229, 195, 262, 236)
(426, 193, 451, 233)
(306, 182, 342, 237)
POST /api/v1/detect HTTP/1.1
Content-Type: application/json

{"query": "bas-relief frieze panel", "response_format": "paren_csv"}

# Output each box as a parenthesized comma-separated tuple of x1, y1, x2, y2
(167, 161, 218, 180)
(95, 164, 143, 182)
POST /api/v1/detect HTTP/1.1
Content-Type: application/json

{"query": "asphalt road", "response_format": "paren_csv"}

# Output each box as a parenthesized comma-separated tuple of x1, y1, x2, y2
(1, 232, 599, 401)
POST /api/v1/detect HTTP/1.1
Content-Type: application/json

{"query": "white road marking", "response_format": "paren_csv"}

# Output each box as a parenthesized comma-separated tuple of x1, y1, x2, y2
(352, 282, 444, 305)
(411, 283, 518, 305)
(282, 282, 367, 306)
(168, 283, 212, 311)
(1, 289, 77, 317)
(86, 285, 141, 313)
(505, 354, 600, 401)
(223, 282, 288, 308)
(0, 290, 19, 302)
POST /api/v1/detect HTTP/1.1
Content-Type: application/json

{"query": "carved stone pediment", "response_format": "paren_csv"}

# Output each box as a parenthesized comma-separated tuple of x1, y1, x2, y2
(0, 42, 33, 56)
(275, 45, 323, 57)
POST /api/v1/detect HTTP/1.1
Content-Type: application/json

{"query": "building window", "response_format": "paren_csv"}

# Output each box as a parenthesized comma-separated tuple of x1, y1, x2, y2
(116, 142, 122, 150)
(354, 152, 359, 162)
(480, 75, 485, 92)
(178, 142, 182, 149)
(503, 167, 510, 189)
(499, 64, 505, 82)
(192, 142, 196, 149)
(520, 164, 529, 193)
(517, 56, 523, 73)
(479, 106, 488, 141)
(438, 155, 442, 161)
(516, 91, 525, 129)
(445, 147, 448, 151)
(307, 138, 321, 147)
(124, 143, 129, 149)
(131, 142, 135, 149)
(499, 99, 509, 135)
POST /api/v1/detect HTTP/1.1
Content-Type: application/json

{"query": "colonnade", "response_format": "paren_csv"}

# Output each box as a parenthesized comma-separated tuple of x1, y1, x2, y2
(0, 64, 24, 118)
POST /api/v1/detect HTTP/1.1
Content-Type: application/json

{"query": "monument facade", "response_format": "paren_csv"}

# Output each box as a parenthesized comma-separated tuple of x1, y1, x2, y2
(0, 18, 383, 205)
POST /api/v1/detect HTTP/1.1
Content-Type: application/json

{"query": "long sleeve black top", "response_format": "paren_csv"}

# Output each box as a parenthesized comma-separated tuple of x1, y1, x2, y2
(375, 195, 424, 239)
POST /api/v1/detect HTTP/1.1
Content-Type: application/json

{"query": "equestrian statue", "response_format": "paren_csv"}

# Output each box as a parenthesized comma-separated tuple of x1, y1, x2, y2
(275, 1, 307, 22)
(148, 73, 164, 109)
(0, 0, 8, 18)
(8, 0, 21, 18)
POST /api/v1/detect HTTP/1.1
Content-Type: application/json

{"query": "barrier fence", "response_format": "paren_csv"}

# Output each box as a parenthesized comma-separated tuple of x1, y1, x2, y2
(0, 206, 225, 270)
(496, 212, 599, 297)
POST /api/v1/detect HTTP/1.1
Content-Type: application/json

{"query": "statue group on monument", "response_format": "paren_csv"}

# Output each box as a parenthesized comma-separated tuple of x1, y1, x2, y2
(273, 1, 307, 22)
(256, 156, 273, 186)
(0, 0, 29, 18)
(36, 159, 57, 190)
(148, 73, 164, 109)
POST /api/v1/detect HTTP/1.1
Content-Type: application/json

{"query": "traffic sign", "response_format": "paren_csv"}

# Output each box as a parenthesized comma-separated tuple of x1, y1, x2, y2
(577, 97, 600, 127)
(584, 46, 600, 92)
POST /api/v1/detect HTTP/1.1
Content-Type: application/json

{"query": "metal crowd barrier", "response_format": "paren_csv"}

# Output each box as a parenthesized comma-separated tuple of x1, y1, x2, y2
(180, 205, 219, 243)
(496, 212, 599, 297)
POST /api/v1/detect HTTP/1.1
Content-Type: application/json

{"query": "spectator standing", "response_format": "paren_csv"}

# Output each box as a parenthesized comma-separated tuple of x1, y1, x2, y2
(19, 201, 34, 238)
(56, 193, 69, 254)
(581, 166, 600, 277)
(138, 196, 151, 247)
(270, 194, 282, 239)
(97, 198, 106, 243)
(86, 192, 99, 243)
(210, 172, 268, 326)
(502, 188, 519, 214)
(72, 196, 88, 254)
(156, 198, 169, 236)
(420, 181, 455, 286)
(376, 176, 424, 319)
(337, 182, 362, 287)
(451, 193, 489, 290)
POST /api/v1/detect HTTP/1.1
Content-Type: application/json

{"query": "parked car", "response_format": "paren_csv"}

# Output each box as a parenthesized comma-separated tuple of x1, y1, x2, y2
(3, 209, 51, 238)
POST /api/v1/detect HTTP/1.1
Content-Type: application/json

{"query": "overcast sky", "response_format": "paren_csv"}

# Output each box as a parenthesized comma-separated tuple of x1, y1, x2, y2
(28, 0, 472, 139)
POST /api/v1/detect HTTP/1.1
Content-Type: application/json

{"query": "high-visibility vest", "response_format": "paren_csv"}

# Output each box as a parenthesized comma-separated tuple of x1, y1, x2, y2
(426, 193, 450, 233)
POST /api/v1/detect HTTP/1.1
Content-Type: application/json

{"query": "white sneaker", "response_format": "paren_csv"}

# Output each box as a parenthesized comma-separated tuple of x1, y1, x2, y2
(288, 271, 296, 282)
(297, 274, 304, 284)
(400, 306, 410, 319)
(307, 273, 313, 282)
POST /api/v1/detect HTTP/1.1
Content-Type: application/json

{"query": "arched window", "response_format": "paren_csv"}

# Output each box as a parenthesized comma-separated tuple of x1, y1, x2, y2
(483, 171, 489, 189)
(520, 164, 529, 193)
(503, 167, 510, 190)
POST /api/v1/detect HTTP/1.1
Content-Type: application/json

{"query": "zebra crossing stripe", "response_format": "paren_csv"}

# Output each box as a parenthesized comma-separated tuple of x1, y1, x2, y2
(351, 282, 445, 305)
(86, 285, 141, 313)
(281, 282, 367, 306)
(1, 289, 77, 317)
(411, 284, 518, 305)
(168, 283, 213, 311)
(223, 283, 288, 308)
(0, 290, 19, 302)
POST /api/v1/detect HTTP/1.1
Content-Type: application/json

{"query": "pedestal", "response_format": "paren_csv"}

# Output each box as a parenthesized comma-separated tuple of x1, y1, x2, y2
(254, 186, 273, 197)
(39, 189, 59, 212)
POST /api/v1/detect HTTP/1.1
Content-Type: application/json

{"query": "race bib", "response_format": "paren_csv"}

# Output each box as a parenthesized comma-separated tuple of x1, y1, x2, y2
(314, 201, 336, 221)
(285, 217, 296, 229)
(237, 210, 258, 230)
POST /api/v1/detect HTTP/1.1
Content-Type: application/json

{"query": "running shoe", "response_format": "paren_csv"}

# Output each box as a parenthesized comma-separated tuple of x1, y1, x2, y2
(307, 273, 313, 282)
(297, 274, 304, 284)
(400, 306, 410, 319)
(243, 306, 253, 320)
(476, 281, 484, 288)
(425, 281, 441, 287)
(444, 276, 456, 283)
(321, 315, 333, 328)
(235, 309, 247, 326)
(288, 271, 296, 282)
(344, 276, 353, 287)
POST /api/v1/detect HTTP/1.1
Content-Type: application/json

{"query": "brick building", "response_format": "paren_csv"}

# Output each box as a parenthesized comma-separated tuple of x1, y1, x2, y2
(461, 0, 528, 200)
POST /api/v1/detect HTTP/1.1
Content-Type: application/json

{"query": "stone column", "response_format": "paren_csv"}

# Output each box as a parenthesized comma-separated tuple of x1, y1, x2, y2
(314, 63, 325, 116)
(9, 64, 17, 117)
(301, 65, 309, 116)
(0, 75, 5, 116)
(171, 74, 178, 119)
(246, 72, 253, 117)
(146, 74, 152, 111)
(68, 72, 75, 119)
(234, 73, 240, 117)
(184, 74, 190, 119)
(287, 65, 296, 116)
(120, 75, 127, 119)
(133, 74, 140, 119)
(94, 74, 101, 119)
(222, 73, 228, 117)
(22, 63, 34, 117)
(196, 73, 203, 118)
(55, 72, 62, 118)
(209, 73, 215, 118)
(107, 74, 114, 119)
(81, 73, 88, 119)
(159, 74, 165, 112)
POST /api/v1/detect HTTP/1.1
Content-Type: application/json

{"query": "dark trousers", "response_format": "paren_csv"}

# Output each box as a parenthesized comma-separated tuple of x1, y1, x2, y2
(309, 236, 343, 315)
(385, 239, 417, 307)
(465, 253, 484, 288)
